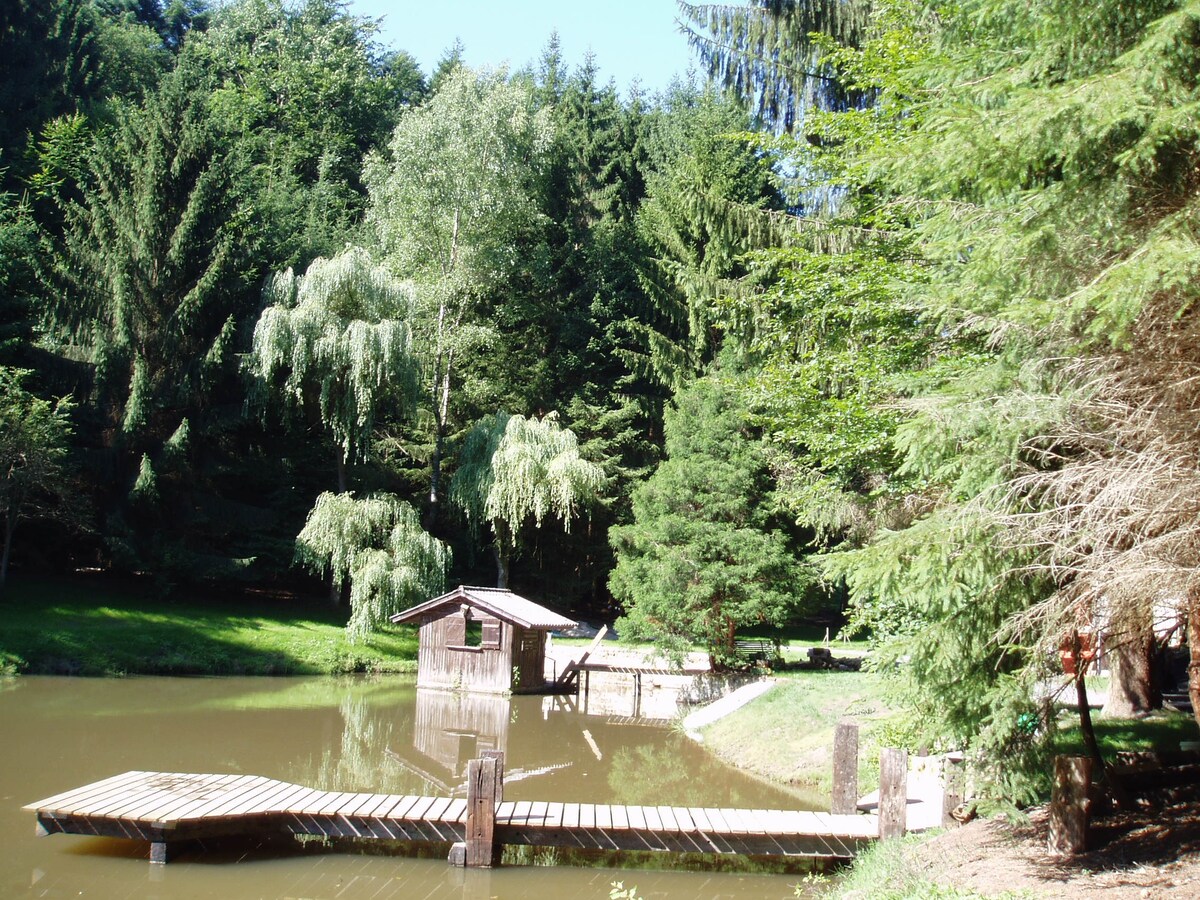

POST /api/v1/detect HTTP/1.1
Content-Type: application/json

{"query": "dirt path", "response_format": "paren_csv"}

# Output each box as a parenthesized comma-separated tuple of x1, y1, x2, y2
(909, 799, 1200, 898)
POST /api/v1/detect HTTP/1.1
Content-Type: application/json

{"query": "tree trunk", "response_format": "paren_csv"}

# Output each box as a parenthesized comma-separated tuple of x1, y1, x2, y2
(1072, 631, 1105, 771)
(330, 448, 347, 606)
(494, 545, 509, 590)
(1103, 627, 1161, 718)
(492, 521, 510, 589)
(1188, 601, 1200, 733)
(0, 514, 14, 595)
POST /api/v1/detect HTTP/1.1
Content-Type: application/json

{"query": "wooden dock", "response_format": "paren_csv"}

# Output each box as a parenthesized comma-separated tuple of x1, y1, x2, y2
(25, 768, 878, 865)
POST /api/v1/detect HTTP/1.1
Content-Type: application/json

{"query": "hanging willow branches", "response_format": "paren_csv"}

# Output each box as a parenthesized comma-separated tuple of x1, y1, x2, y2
(296, 491, 450, 641)
(248, 246, 420, 468)
(450, 411, 605, 587)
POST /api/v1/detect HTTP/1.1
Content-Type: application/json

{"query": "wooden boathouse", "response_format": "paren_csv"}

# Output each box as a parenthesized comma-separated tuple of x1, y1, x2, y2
(391, 586, 577, 693)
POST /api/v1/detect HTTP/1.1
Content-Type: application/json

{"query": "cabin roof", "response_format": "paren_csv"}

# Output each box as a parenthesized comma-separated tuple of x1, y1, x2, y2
(389, 585, 578, 631)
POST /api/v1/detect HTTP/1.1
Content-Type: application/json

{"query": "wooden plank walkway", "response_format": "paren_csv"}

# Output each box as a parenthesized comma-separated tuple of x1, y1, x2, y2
(25, 771, 878, 862)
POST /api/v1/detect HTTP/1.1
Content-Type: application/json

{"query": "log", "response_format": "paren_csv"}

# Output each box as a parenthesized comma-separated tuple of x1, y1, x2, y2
(1048, 755, 1092, 856)
(832, 721, 859, 815)
(878, 748, 908, 840)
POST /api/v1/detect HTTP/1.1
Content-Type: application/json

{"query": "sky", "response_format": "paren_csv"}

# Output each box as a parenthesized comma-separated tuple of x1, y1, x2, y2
(347, 1, 702, 97)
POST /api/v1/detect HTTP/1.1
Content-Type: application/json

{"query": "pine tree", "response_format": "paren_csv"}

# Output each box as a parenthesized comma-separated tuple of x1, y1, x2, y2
(610, 371, 810, 666)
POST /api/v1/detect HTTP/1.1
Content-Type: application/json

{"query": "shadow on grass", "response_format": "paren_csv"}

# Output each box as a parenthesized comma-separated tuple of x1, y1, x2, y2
(1, 573, 418, 676)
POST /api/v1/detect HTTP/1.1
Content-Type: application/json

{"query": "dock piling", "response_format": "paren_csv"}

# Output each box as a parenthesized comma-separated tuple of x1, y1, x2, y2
(832, 721, 860, 815)
(878, 748, 908, 840)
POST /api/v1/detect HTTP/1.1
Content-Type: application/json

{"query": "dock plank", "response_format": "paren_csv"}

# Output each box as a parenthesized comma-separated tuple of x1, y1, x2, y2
(27, 770, 884, 865)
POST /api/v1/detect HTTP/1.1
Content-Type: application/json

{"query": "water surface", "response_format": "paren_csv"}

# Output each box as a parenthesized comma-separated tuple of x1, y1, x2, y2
(1, 676, 821, 899)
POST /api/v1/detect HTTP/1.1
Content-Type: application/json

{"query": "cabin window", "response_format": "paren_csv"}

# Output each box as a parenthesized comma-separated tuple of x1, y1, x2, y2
(464, 620, 484, 647)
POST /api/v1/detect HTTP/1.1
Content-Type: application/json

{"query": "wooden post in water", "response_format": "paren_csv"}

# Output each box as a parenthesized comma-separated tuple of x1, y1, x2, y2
(453, 754, 503, 868)
(832, 720, 860, 815)
(150, 840, 172, 865)
(878, 748, 908, 840)
(1048, 755, 1092, 856)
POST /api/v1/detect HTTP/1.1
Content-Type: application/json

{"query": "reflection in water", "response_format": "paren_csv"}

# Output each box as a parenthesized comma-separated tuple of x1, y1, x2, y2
(1, 676, 821, 900)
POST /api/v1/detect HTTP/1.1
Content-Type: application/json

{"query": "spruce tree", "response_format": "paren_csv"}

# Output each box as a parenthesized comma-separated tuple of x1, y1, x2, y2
(610, 372, 810, 666)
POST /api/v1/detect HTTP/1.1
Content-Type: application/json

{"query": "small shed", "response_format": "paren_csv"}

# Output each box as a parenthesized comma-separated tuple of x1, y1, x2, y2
(390, 586, 577, 693)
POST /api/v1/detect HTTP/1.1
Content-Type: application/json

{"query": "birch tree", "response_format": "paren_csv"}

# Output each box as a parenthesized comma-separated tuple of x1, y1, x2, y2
(450, 411, 603, 588)
(364, 67, 551, 524)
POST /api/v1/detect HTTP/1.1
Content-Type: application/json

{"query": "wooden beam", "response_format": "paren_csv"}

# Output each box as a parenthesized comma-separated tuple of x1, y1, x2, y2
(831, 721, 859, 815)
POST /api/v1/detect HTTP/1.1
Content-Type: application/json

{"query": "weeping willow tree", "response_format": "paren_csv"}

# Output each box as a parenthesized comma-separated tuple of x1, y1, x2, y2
(449, 411, 605, 588)
(296, 491, 450, 641)
(248, 246, 420, 491)
(249, 247, 426, 607)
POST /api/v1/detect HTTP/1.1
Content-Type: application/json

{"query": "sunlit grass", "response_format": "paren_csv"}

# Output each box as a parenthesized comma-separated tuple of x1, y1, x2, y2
(0, 575, 418, 676)
(700, 671, 893, 798)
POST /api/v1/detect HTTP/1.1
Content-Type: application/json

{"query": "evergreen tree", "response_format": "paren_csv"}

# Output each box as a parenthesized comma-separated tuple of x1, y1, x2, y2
(633, 83, 781, 390)
(40, 69, 258, 577)
(709, 0, 1200, 785)
(610, 372, 810, 666)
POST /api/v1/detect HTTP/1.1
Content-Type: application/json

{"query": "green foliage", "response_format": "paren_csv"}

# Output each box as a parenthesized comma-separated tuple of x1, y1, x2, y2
(43, 67, 255, 444)
(678, 0, 873, 130)
(450, 411, 604, 587)
(365, 66, 554, 515)
(610, 373, 811, 664)
(295, 491, 449, 641)
(0, 367, 78, 588)
(0, 191, 37, 364)
(633, 84, 781, 389)
(249, 247, 420, 466)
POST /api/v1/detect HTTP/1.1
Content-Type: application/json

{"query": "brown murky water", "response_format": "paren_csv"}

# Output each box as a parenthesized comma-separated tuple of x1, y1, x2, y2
(1, 676, 824, 899)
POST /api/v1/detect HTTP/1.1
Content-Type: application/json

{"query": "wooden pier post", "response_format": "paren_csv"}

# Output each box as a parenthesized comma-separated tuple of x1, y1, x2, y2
(150, 840, 172, 865)
(878, 748, 908, 840)
(1048, 755, 1092, 856)
(832, 721, 860, 815)
(453, 754, 504, 868)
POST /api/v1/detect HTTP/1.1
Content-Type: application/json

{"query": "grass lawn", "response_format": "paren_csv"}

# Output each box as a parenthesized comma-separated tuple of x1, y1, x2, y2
(700, 670, 893, 798)
(0, 574, 418, 676)
(1052, 707, 1200, 759)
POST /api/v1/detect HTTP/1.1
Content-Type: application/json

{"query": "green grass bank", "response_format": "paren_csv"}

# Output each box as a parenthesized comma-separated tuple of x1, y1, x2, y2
(699, 671, 893, 798)
(0, 575, 418, 676)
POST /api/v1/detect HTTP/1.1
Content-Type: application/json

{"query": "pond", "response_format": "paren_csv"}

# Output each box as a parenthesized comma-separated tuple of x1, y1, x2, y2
(1, 676, 829, 899)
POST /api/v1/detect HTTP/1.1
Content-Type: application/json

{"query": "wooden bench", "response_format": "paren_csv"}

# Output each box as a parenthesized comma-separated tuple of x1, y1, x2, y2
(734, 638, 780, 662)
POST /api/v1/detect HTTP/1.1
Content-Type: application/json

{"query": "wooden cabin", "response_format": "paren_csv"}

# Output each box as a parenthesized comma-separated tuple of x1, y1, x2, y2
(390, 586, 577, 693)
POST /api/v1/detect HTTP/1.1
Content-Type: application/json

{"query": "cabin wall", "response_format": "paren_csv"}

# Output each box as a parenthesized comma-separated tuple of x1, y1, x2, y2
(416, 612, 515, 692)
